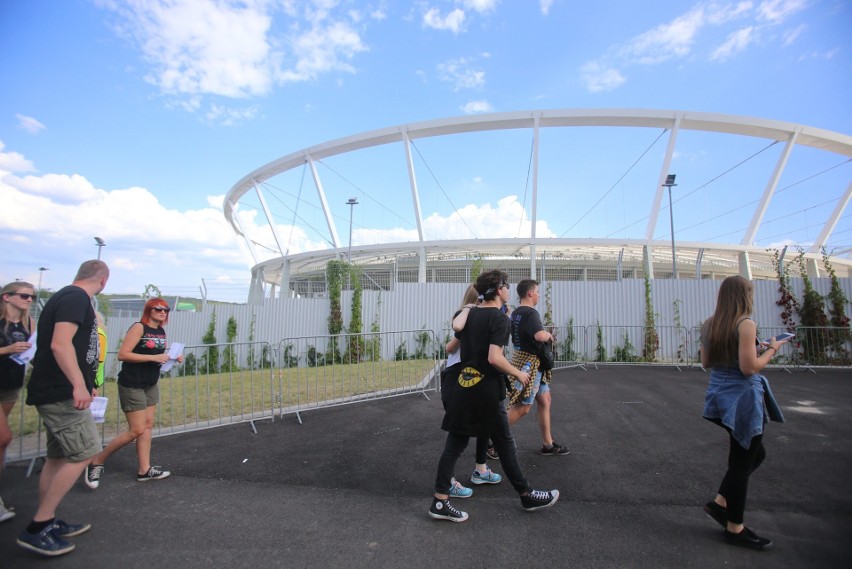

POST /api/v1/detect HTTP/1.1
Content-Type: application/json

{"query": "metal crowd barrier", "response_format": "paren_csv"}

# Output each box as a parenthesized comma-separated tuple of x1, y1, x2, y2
(7, 325, 848, 468)
(276, 329, 440, 424)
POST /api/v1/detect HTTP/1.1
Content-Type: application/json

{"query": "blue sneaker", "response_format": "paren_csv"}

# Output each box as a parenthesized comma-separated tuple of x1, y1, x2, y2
(448, 477, 473, 498)
(471, 468, 502, 485)
(52, 519, 92, 538)
(17, 525, 75, 557)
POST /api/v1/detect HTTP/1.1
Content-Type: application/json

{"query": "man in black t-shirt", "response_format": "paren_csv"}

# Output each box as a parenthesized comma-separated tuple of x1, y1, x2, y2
(17, 260, 109, 558)
(507, 279, 570, 456)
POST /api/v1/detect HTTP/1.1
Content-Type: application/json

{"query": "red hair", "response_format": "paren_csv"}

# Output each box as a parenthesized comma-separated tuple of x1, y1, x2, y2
(141, 297, 170, 327)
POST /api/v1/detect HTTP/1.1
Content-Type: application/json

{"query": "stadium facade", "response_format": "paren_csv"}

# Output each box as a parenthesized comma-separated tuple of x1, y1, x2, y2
(224, 109, 852, 303)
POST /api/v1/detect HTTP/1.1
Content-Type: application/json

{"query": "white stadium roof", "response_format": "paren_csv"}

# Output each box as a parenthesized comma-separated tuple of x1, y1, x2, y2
(223, 109, 852, 299)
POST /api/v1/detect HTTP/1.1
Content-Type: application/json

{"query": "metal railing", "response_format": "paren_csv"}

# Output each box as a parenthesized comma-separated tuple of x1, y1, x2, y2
(276, 329, 440, 423)
(6, 325, 848, 467)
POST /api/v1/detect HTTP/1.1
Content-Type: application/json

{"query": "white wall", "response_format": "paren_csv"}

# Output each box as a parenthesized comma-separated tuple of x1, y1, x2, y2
(102, 277, 851, 354)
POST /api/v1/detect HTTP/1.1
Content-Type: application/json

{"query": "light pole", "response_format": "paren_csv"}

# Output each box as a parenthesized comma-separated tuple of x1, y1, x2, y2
(94, 236, 106, 259)
(346, 198, 358, 263)
(663, 174, 678, 279)
(36, 267, 49, 307)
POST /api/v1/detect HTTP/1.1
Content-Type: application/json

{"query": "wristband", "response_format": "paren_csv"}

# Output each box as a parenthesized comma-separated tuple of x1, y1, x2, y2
(767, 346, 777, 354)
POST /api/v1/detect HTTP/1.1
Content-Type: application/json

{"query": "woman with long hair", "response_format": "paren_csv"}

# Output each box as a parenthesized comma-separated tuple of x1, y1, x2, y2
(0, 281, 36, 522)
(85, 298, 182, 488)
(442, 284, 502, 500)
(700, 275, 789, 550)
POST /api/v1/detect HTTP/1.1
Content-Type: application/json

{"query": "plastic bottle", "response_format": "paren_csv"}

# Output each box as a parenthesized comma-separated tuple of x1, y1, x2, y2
(515, 361, 532, 391)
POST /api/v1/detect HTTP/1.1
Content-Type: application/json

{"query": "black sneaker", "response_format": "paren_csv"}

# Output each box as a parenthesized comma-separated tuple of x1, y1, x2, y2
(428, 497, 469, 522)
(52, 519, 91, 538)
(540, 442, 570, 456)
(85, 464, 104, 489)
(703, 501, 727, 528)
(17, 525, 75, 557)
(486, 445, 499, 461)
(137, 466, 170, 482)
(724, 526, 773, 550)
(521, 489, 560, 511)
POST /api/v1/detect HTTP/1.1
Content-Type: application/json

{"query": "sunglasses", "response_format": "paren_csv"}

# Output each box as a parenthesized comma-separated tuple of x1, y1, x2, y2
(11, 293, 35, 300)
(151, 307, 171, 313)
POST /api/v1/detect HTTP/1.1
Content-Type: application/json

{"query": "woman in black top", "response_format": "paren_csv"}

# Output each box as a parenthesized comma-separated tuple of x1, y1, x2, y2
(429, 270, 559, 522)
(85, 298, 182, 488)
(0, 281, 35, 522)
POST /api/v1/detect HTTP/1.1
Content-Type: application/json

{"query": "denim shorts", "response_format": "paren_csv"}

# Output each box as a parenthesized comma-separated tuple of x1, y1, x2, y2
(118, 383, 159, 412)
(514, 371, 550, 406)
(37, 399, 102, 462)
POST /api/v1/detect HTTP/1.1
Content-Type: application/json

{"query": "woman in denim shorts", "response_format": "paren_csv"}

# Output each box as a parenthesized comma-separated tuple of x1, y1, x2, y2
(85, 298, 182, 488)
(0, 281, 36, 522)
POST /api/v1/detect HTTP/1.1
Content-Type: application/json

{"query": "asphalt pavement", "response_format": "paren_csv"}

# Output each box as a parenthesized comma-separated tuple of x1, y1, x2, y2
(2, 365, 850, 568)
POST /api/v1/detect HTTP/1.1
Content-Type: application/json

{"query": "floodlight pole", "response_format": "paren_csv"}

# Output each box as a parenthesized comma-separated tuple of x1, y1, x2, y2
(346, 198, 358, 264)
(94, 236, 106, 259)
(663, 175, 678, 279)
(36, 267, 49, 305)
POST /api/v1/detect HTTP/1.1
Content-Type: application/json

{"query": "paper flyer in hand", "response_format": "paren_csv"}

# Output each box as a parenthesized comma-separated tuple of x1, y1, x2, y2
(160, 342, 185, 373)
(90, 397, 108, 423)
(10, 332, 37, 365)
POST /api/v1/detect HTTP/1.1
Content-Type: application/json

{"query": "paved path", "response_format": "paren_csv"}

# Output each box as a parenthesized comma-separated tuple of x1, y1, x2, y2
(2, 366, 850, 568)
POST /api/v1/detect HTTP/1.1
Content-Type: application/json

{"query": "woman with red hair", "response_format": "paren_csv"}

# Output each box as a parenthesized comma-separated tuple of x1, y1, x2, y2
(85, 298, 182, 488)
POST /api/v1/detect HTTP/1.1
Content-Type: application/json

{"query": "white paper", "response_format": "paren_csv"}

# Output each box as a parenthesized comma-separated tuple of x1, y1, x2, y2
(90, 396, 108, 423)
(160, 342, 185, 372)
(10, 332, 37, 365)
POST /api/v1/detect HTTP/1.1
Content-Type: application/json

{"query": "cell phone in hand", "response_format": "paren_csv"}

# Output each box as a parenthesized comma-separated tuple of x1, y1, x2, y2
(763, 332, 795, 343)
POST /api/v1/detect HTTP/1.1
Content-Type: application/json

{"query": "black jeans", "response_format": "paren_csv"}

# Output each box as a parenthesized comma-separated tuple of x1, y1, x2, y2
(718, 433, 766, 524)
(434, 402, 530, 495)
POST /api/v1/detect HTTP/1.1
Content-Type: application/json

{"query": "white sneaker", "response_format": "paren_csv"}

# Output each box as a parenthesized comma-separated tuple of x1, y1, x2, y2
(0, 496, 15, 523)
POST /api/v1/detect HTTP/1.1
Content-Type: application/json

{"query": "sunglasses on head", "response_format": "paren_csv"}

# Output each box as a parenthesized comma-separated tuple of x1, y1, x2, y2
(12, 293, 35, 300)
(151, 307, 171, 313)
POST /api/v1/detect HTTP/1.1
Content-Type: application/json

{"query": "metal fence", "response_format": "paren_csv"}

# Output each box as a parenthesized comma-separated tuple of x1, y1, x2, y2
(6, 325, 849, 467)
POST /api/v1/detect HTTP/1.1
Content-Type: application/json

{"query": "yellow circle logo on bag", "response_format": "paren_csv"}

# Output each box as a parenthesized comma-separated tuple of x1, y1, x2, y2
(458, 367, 483, 388)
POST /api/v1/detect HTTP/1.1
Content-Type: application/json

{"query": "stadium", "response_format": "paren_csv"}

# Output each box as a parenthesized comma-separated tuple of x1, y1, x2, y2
(224, 109, 852, 302)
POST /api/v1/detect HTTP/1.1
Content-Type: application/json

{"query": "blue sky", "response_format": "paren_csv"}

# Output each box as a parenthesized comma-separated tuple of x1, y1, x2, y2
(1, 0, 849, 301)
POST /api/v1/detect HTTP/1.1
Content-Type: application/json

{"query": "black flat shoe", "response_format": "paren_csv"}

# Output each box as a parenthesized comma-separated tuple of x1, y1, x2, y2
(703, 501, 727, 528)
(724, 526, 773, 550)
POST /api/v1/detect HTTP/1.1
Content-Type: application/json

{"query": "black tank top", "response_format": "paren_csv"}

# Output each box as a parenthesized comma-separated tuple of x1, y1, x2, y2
(117, 323, 167, 388)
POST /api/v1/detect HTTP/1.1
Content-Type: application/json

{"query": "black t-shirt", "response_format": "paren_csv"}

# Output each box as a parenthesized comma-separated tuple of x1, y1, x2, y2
(510, 305, 543, 352)
(118, 323, 167, 388)
(0, 319, 31, 390)
(27, 285, 98, 405)
(442, 307, 510, 436)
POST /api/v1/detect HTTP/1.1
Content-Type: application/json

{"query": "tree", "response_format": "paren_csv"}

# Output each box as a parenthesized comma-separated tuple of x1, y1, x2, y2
(201, 310, 219, 373)
(642, 271, 659, 361)
(221, 315, 239, 372)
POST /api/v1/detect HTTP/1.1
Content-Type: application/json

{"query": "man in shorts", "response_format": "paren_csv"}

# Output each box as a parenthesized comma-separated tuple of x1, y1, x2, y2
(17, 260, 109, 557)
(506, 279, 570, 456)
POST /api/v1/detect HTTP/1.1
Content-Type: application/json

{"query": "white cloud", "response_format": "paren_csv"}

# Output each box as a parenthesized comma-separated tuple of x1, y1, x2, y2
(0, 144, 251, 295)
(205, 104, 261, 126)
(461, 100, 494, 113)
(757, 0, 808, 23)
(16, 114, 46, 134)
(797, 47, 840, 62)
(580, 62, 626, 93)
(98, 0, 368, 107)
(423, 7, 466, 33)
(462, 0, 498, 13)
(437, 57, 486, 91)
(279, 19, 368, 82)
(620, 6, 706, 65)
(540, 0, 555, 15)
(0, 141, 36, 173)
(710, 26, 755, 61)
(782, 23, 806, 46)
